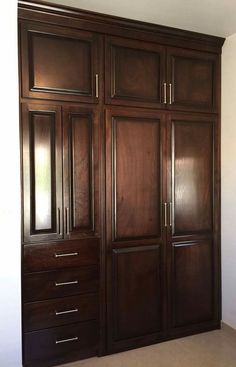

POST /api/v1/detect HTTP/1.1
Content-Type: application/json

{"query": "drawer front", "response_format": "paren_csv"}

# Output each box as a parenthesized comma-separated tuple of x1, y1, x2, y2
(24, 266, 99, 302)
(24, 239, 99, 272)
(24, 293, 99, 332)
(24, 321, 98, 366)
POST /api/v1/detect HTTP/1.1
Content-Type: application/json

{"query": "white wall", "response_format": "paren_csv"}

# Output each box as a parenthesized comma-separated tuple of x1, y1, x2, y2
(0, 1, 22, 366)
(222, 33, 236, 329)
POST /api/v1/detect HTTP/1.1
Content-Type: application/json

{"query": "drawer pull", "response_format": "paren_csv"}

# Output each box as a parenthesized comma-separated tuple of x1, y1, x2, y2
(55, 308, 78, 316)
(56, 336, 78, 345)
(55, 280, 78, 287)
(54, 252, 78, 258)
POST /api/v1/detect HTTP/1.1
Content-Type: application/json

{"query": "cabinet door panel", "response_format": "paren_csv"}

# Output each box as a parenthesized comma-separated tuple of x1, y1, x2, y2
(171, 118, 213, 236)
(21, 22, 101, 103)
(112, 246, 162, 341)
(63, 106, 100, 239)
(105, 37, 165, 108)
(171, 241, 213, 327)
(22, 103, 62, 243)
(167, 48, 218, 112)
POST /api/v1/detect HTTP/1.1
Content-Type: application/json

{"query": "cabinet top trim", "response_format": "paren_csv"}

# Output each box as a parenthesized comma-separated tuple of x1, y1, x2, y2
(18, 0, 225, 53)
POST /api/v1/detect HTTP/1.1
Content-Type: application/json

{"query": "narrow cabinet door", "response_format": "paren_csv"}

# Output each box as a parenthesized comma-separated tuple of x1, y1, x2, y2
(106, 107, 167, 352)
(167, 113, 220, 334)
(20, 22, 102, 103)
(167, 48, 219, 112)
(105, 36, 166, 108)
(63, 106, 100, 239)
(22, 103, 63, 243)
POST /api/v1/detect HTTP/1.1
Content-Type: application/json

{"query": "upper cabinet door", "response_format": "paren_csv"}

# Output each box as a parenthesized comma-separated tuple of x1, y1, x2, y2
(105, 36, 166, 108)
(20, 22, 102, 103)
(22, 103, 63, 243)
(167, 48, 219, 113)
(63, 106, 100, 240)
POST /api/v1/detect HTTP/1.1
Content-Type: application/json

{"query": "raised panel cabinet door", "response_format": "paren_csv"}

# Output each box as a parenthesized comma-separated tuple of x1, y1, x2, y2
(63, 106, 100, 239)
(167, 48, 219, 112)
(20, 22, 102, 103)
(167, 113, 220, 334)
(105, 107, 167, 352)
(21, 103, 63, 243)
(105, 36, 165, 108)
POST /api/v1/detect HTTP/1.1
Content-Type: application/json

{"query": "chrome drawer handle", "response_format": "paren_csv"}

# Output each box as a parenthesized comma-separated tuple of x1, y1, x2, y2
(55, 280, 78, 287)
(54, 252, 78, 258)
(56, 336, 78, 345)
(55, 308, 78, 316)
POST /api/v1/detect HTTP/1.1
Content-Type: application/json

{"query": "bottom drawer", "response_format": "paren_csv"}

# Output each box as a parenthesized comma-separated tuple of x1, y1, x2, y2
(24, 320, 98, 367)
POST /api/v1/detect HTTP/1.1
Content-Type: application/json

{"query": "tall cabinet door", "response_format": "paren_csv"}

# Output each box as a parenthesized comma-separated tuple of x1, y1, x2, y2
(106, 107, 167, 352)
(167, 48, 219, 113)
(167, 113, 220, 335)
(63, 106, 100, 240)
(22, 103, 63, 243)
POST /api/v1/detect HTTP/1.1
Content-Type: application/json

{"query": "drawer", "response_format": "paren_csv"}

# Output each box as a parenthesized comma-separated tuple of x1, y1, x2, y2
(24, 266, 99, 302)
(24, 293, 99, 332)
(24, 238, 99, 272)
(24, 320, 98, 366)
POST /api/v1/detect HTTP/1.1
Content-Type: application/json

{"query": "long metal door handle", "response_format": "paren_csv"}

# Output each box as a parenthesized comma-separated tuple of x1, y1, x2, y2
(54, 252, 78, 258)
(55, 308, 78, 316)
(169, 83, 172, 105)
(95, 74, 99, 98)
(56, 337, 78, 345)
(163, 83, 167, 104)
(169, 202, 172, 226)
(55, 280, 79, 287)
(164, 203, 168, 227)
(66, 207, 70, 235)
(57, 208, 61, 235)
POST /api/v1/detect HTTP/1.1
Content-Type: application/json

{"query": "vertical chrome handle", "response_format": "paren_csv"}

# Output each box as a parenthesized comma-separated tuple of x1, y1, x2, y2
(164, 203, 168, 227)
(169, 202, 172, 226)
(65, 207, 70, 235)
(169, 83, 172, 105)
(95, 74, 99, 98)
(163, 83, 167, 104)
(56, 337, 78, 345)
(57, 208, 61, 235)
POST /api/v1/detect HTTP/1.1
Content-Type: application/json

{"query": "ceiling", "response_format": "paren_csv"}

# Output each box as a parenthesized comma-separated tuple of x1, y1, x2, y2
(40, 0, 236, 38)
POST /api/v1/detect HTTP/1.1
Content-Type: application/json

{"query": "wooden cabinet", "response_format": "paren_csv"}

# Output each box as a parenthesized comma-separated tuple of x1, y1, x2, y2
(19, 1, 223, 366)
(105, 36, 219, 112)
(20, 22, 102, 103)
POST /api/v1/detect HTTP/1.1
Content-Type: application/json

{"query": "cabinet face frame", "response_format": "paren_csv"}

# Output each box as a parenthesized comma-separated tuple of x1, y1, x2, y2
(20, 21, 102, 104)
(105, 107, 168, 352)
(21, 103, 63, 243)
(166, 113, 221, 334)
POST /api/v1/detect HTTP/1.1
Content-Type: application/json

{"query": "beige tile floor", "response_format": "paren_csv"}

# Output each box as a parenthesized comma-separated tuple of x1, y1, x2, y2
(60, 324, 236, 367)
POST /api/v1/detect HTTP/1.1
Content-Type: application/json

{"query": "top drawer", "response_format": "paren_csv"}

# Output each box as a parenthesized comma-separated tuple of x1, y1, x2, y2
(24, 239, 99, 273)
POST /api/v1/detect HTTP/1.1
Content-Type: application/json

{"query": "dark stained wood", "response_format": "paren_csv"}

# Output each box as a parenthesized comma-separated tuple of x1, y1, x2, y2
(18, 1, 225, 54)
(105, 36, 165, 108)
(24, 239, 99, 272)
(106, 108, 164, 241)
(24, 266, 99, 302)
(171, 241, 213, 328)
(171, 117, 214, 236)
(24, 321, 98, 366)
(167, 48, 219, 112)
(22, 103, 63, 243)
(24, 293, 99, 331)
(20, 22, 102, 103)
(63, 106, 100, 239)
(112, 246, 162, 341)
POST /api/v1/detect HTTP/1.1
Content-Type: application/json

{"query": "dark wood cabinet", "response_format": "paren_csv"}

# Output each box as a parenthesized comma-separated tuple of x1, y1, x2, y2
(19, 1, 223, 366)
(20, 22, 102, 103)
